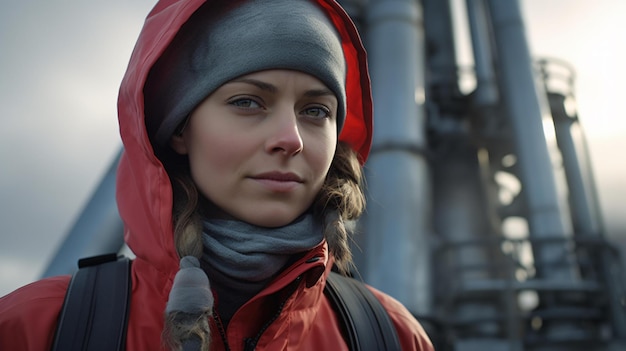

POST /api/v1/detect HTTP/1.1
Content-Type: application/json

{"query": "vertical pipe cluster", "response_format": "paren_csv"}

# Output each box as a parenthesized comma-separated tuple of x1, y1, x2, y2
(543, 63, 626, 338)
(486, 0, 577, 282)
(424, 0, 507, 340)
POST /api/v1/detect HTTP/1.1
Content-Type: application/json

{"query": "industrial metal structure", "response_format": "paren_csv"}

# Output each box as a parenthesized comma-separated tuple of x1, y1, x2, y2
(44, 0, 626, 350)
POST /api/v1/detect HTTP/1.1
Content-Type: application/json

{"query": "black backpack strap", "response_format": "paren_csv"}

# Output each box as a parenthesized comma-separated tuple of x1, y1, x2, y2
(325, 272, 402, 351)
(52, 254, 132, 351)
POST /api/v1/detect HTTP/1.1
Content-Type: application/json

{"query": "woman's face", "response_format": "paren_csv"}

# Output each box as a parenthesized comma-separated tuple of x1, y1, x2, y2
(171, 70, 338, 227)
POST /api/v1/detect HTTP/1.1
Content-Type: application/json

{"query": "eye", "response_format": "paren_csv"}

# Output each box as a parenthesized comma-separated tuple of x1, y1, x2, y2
(301, 105, 332, 119)
(228, 97, 262, 109)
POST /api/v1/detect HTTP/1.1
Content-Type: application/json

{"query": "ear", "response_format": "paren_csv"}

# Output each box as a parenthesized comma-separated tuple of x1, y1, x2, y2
(169, 133, 189, 155)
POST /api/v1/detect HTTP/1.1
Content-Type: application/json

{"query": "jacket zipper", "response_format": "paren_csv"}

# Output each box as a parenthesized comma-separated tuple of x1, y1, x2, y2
(242, 276, 303, 351)
(214, 309, 232, 351)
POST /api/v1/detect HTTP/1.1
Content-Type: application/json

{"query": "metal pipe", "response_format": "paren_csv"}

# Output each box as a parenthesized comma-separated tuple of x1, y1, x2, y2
(538, 58, 603, 237)
(422, 0, 459, 100)
(361, 0, 432, 317)
(550, 94, 603, 236)
(433, 147, 503, 337)
(466, 0, 499, 107)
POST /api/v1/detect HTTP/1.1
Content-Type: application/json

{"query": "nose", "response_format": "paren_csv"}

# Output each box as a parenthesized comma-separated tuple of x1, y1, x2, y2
(265, 109, 303, 157)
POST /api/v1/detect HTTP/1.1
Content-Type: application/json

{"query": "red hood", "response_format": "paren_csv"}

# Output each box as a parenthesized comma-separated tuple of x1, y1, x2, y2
(116, 0, 372, 276)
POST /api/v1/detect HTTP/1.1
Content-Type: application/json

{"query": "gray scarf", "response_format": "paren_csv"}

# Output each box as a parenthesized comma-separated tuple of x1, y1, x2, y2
(201, 214, 323, 323)
(201, 214, 323, 281)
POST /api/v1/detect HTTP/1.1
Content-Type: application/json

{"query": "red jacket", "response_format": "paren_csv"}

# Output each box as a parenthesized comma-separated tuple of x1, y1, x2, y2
(0, 1, 433, 350)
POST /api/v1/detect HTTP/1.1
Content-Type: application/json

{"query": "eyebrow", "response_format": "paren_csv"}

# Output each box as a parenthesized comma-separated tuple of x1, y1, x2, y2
(303, 88, 335, 98)
(230, 78, 336, 99)
(231, 78, 277, 93)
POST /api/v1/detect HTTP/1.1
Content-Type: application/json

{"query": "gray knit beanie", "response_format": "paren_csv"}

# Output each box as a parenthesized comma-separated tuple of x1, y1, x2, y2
(144, 0, 347, 152)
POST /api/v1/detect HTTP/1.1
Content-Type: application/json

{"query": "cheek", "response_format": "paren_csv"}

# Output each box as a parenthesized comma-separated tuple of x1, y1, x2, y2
(187, 133, 236, 187)
(308, 132, 337, 179)
(321, 133, 338, 166)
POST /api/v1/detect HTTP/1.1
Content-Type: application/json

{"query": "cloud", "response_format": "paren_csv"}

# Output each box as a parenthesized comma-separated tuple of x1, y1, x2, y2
(0, 0, 154, 296)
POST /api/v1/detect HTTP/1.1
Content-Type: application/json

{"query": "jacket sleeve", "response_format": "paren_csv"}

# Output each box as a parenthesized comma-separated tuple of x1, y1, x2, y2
(0, 276, 70, 351)
(368, 285, 435, 351)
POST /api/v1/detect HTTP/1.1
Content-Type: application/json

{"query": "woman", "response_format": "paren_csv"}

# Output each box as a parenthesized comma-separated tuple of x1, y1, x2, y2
(0, 0, 434, 350)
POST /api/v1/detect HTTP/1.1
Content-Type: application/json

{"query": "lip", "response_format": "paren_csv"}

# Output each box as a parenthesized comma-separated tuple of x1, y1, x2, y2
(249, 171, 303, 192)
(251, 171, 303, 182)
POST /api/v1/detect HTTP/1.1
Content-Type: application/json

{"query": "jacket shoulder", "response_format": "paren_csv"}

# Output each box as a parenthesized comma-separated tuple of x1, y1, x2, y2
(0, 275, 70, 351)
(367, 285, 435, 351)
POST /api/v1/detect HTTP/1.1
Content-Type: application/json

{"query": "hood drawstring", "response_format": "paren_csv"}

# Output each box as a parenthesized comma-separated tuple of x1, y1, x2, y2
(165, 256, 214, 350)
(166, 256, 213, 315)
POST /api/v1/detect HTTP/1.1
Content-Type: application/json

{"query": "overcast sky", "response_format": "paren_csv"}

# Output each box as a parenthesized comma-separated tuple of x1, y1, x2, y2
(1, 0, 625, 296)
